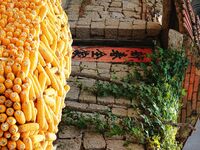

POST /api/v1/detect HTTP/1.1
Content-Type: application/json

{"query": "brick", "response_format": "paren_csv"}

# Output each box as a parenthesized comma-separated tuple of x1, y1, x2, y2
(192, 92, 197, 110)
(197, 102, 200, 113)
(198, 89, 200, 101)
(112, 108, 127, 117)
(190, 70, 195, 84)
(188, 84, 194, 100)
(66, 101, 89, 112)
(186, 65, 191, 74)
(194, 76, 199, 92)
(196, 68, 200, 76)
(186, 101, 192, 117)
(182, 95, 187, 108)
(184, 73, 190, 89)
(181, 109, 186, 123)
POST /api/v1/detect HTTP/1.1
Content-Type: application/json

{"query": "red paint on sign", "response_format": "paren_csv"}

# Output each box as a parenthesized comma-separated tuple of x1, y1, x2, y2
(72, 46, 152, 63)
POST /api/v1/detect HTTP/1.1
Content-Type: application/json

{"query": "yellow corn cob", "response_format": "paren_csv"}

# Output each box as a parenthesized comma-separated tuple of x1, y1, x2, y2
(0, 0, 72, 149)
(19, 123, 40, 133)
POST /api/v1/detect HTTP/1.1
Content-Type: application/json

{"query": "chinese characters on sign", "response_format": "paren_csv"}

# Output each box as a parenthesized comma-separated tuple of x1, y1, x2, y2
(72, 46, 152, 63)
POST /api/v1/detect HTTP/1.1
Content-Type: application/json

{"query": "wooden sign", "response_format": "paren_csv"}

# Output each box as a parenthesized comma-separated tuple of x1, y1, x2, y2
(72, 46, 152, 63)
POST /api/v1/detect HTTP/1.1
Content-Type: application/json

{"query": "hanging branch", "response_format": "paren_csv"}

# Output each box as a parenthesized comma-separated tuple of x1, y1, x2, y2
(70, 71, 124, 85)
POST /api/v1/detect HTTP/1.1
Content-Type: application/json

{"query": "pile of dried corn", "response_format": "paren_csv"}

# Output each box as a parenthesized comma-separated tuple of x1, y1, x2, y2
(0, 0, 72, 149)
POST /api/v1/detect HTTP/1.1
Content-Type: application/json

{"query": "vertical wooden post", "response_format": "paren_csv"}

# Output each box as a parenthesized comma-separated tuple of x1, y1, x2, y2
(161, 0, 173, 49)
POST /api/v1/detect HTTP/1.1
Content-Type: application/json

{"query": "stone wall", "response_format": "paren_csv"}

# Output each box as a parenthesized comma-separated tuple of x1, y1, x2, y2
(63, 0, 162, 40)
(55, 61, 145, 150)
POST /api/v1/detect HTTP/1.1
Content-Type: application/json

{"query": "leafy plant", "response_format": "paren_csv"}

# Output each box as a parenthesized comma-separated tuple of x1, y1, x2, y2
(91, 47, 188, 149)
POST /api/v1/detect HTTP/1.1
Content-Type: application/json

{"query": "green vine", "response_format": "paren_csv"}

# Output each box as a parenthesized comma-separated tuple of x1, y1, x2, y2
(61, 109, 145, 144)
(91, 47, 188, 149)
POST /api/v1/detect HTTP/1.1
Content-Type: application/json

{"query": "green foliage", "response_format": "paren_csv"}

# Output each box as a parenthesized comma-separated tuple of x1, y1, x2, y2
(61, 109, 145, 143)
(92, 47, 188, 149)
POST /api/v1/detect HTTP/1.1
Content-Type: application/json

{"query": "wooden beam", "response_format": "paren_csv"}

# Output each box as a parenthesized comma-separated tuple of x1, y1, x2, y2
(161, 0, 173, 49)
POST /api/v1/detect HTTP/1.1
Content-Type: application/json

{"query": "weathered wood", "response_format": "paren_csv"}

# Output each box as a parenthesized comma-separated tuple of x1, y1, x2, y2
(161, 0, 173, 49)
(70, 71, 124, 85)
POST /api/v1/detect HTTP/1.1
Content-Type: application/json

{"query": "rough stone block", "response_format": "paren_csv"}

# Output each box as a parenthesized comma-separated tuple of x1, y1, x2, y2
(66, 101, 88, 111)
(127, 108, 138, 117)
(97, 96, 115, 105)
(76, 26, 90, 39)
(127, 144, 145, 150)
(110, 2, 122, 7)
(68, 14, 79, 21)
(85, 5, 104, 11)
(112, 71, 128, 80)
(111, 12, 124, 18)
(79, 90, 97, 104)
(97, 62, 111, 70)
(106, 140, 127, 150)
(147, 22, 161, 37)
(65, 84, 80, 100)
(105, 26, 118, 39)
(112, 108, 127, 117)
(123, 1, 138, 11)
(115, 98, 131, 106)
(109, 7, 122, 12)
(72, 61, 81, 66)
(88, 104, 110, 113)
(168, 29, 184, 49)
(97, 68, 110, 74)
(111, 64, 129, 72)
(123, 11, 135, 18)
(81, 62, 97, 70)
(132, 24, 146, 40)
(79, 78, 96, 88)
(83, 132, 106, 150)
(118, 22, 132, 38)
(105, 18, 119, 27)
(58, 126, 82, 139)
(72, 65, 80, 73)
(81, 69, 98, 76)
(55, 138, 82, 150)
(91, 22, 105, 36)
(77, 18, 91, 26)
(69, 21, 76, 37)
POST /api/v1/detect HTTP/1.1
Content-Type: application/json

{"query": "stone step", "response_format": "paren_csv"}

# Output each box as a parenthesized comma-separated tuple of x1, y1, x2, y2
(55, 125, 145, 150)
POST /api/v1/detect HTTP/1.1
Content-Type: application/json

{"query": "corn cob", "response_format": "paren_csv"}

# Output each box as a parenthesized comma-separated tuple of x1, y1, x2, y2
(0, 0, 72, 149)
